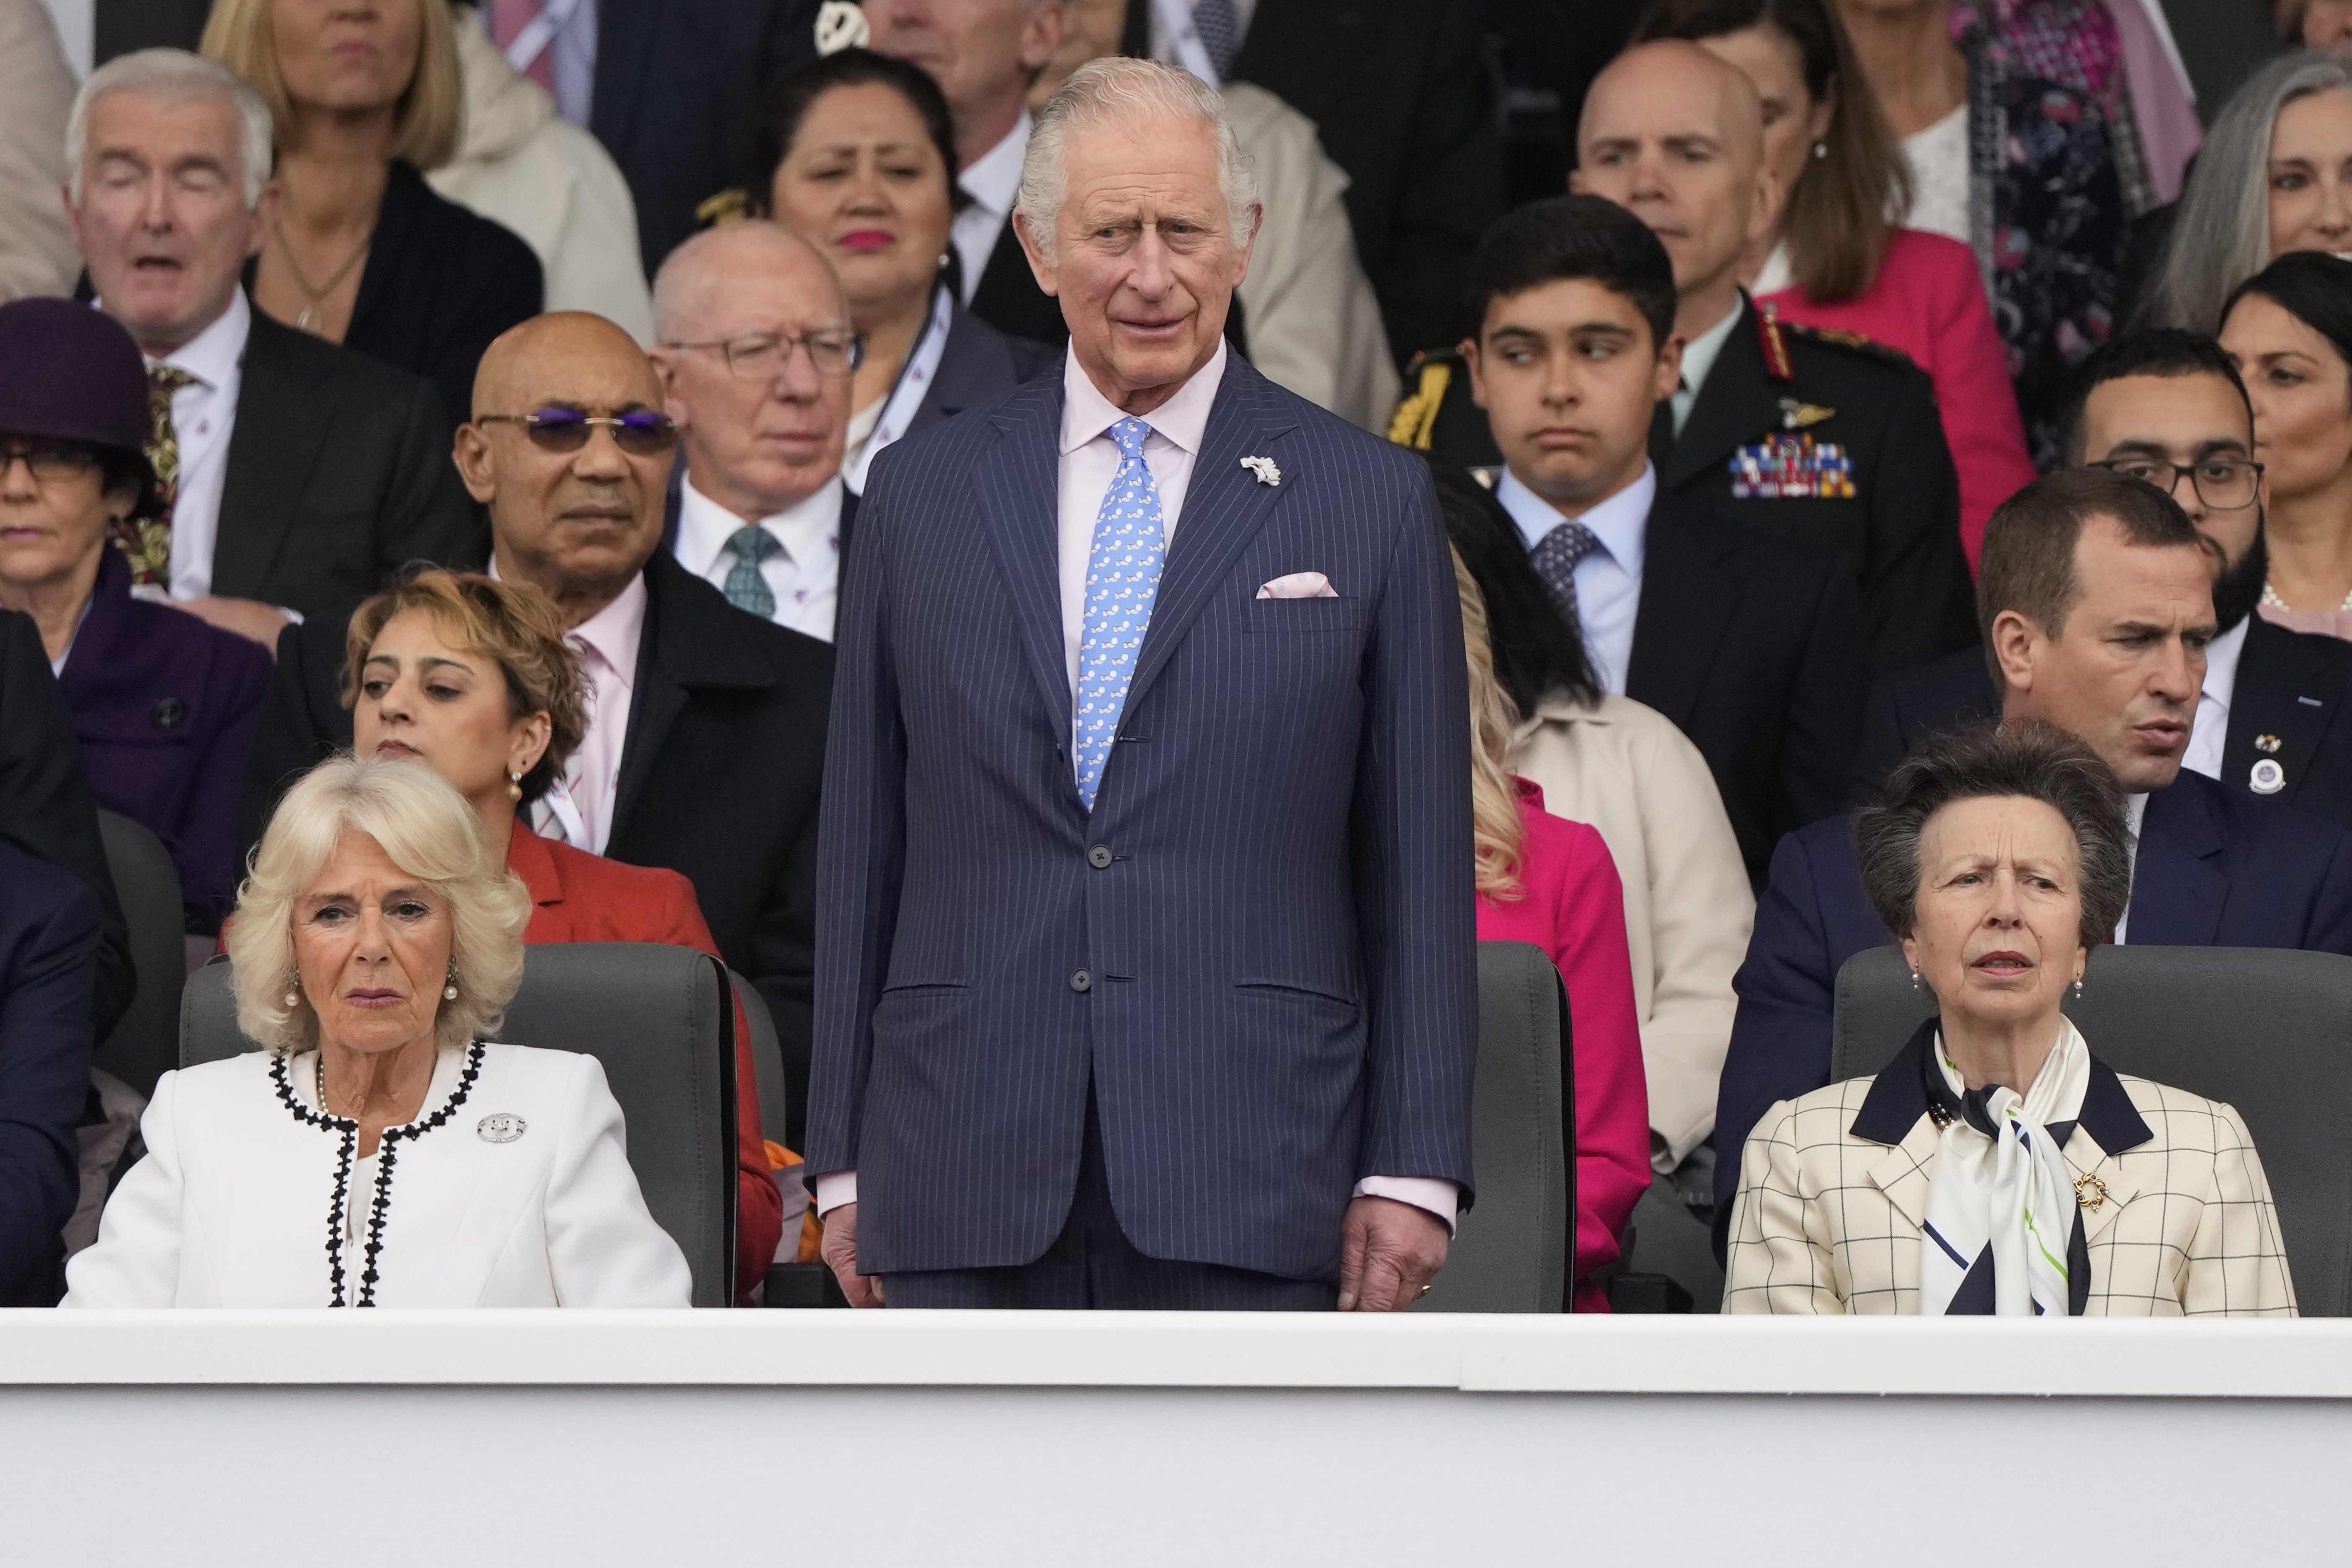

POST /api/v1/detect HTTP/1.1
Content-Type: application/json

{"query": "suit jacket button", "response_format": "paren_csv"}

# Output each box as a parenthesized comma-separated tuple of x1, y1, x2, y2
(1070, 968, 1093, 992)
(1087, 845, 1113, 868)
(151, 697, 186, 730)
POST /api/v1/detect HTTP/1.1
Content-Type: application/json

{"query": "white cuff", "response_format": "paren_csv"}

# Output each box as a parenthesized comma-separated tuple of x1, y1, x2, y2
(814, 1170, 857, 1216)
(1354, 1176, 1458, 1233)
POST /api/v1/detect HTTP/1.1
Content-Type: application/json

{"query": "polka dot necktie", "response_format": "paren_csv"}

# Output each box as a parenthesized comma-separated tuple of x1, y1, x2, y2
(1529, 519, 1600, 641)
(1191, 0, 1241, 78)
(722, 524, 781, 618)
(119, 364, 196, 587)
(1073, 417, 1166, 810)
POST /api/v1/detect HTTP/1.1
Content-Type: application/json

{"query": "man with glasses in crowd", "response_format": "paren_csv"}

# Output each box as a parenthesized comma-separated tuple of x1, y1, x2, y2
(649, 222, 859, 642)
(1851, 330, 2352, 830)
(242, 311, 836, 1143)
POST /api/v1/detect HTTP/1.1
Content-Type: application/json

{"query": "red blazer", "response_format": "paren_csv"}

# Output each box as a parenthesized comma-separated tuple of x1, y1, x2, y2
(508, 826, 784, 1299)
(1758, 228, 2037, 574)
(1474, 782, 1652, 1312)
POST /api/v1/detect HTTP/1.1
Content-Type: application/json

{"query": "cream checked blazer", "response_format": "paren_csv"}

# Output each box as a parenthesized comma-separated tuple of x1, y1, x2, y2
(1722, 1030, 2297, 1316)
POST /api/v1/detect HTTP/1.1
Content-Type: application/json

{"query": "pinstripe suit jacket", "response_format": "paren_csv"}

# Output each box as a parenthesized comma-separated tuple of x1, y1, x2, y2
(807, 353, 1477, 1280)
(1722, 1023, 2297, 1316)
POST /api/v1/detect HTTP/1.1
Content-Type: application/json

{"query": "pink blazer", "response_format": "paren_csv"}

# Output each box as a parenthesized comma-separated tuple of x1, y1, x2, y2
(1476, 781, 1652, 1312)
(1758, 228, 2036, 574)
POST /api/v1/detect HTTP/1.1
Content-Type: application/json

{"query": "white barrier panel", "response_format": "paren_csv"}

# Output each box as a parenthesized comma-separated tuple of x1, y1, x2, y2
(3, 1313, 2348, 1564)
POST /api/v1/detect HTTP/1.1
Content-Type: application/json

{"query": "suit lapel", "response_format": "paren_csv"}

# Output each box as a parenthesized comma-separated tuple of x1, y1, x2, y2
(1119, 361, 1298, 715)
(1659, 301, 1780, 493)
(2224, 616, 2347, 808)
(974, 379, 1076, 743)
(588, 0, 657, 157)
(2062, 1127, 2143, 1247)
(213, 314, 334, 601)
(2126, 779, 2228, 946)
(611, 554, 771, 836)
(1623, 496, 1737, 727)
(1867, 1116, 1944, 1232)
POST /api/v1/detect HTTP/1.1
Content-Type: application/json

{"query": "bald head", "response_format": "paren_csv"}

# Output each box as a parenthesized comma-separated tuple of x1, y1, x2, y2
(456, 311, 674, 624)
(651, 221, 847, 345)
(1573, 41, 1780, 339)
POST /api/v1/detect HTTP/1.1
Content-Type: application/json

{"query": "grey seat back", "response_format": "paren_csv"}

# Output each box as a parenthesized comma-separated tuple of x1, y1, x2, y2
(95, 810, 186, 1099)
(1834, 943, 2352, 1316)
(1416, 941, 1572, 1313)
(181, 942, 737, 1306)
(730, 970, 786, 1147)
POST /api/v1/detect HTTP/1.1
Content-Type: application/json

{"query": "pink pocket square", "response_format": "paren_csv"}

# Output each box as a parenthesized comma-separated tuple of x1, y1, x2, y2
(1256, 572, 1338, 599)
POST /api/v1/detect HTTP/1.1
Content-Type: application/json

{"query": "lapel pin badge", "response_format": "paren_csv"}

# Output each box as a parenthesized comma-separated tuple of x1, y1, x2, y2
(2255, 734, 2283, 753)
(2074, 1172, 2109, 1212)
(1240, 455, 1281, 486)
(2251, 758, 2287, 795)
(477, 1113, 526, 1144)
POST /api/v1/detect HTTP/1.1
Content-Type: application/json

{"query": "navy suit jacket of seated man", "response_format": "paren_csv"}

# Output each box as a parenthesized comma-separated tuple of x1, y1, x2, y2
(1710, 773, 2352, 1252)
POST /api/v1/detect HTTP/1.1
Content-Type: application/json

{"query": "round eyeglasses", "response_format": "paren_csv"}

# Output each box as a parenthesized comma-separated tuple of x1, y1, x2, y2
(2087, 455, 2264, 511)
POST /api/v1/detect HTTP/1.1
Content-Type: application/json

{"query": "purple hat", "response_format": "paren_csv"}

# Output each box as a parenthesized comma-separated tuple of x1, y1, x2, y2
(0, 297, 159, 513)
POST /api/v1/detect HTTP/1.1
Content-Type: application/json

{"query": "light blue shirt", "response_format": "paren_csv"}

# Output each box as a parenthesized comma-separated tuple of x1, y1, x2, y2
(1495, 464, 1657, 697)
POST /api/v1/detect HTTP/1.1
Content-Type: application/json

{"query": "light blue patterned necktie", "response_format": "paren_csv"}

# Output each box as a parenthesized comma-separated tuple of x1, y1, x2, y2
(722, 524, 781, 618)
(1073, 416, 1166, 810)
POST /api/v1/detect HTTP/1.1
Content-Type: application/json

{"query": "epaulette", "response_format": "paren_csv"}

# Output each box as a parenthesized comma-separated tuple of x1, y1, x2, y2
(695, 187, 751, 229)
(1776, 317, 1921, 371)
(1387, 347, 1462, 451)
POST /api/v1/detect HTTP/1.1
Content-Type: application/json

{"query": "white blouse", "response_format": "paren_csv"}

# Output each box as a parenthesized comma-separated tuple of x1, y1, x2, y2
(63, 1042, 692, 1308)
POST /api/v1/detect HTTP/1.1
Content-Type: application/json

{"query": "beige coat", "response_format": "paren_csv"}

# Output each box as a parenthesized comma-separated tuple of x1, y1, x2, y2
(1723, 1066, 2298, 1317)
(0, 0, 78, 303)
(1508, 693, 1751, 1170)
(1222, 83, 1399, 434)
(427, 7, 655, 345)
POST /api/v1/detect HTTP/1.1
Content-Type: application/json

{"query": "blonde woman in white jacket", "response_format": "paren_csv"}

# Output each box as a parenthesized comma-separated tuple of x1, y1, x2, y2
(428, 3, 656, 344)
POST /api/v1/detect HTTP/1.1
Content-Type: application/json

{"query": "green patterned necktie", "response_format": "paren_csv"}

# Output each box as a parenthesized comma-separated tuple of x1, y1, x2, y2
(722, 524, 782, 618)
(120, 364, 198, 586)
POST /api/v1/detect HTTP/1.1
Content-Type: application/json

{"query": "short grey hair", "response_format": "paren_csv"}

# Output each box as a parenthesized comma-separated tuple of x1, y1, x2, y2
(1853, 721, 2132, 952)
(1016, 56, 1259, 255)
(650, 219, 846, 342)
(226, 754, 530, 1055)
(2138, 50, 2352, 334)
(66, 48, 275, 209)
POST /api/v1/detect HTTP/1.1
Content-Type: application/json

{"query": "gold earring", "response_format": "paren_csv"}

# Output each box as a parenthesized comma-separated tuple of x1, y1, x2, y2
(507, 770, 523, 802)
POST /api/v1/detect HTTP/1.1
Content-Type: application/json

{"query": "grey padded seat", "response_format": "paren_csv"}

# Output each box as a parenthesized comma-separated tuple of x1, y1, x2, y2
(731, 970, 787, 1148)
(1414, 940, 1574, 1313)
(1834, 944, 2352, 1317)
(95, 810, 186, 1099)
(181, 942, 738, 1307)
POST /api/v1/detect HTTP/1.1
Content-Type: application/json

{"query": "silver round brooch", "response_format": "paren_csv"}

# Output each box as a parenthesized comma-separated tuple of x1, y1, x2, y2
(477, 1113, 527, 1144)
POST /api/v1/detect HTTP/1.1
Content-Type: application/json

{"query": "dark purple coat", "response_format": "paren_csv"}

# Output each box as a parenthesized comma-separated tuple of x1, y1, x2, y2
(56, 547, 271, 933)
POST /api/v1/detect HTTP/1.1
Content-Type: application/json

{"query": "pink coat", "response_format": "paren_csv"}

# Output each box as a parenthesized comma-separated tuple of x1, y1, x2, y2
(1758, 228, 2037, 574)
(1475, 781, 1652, 1312)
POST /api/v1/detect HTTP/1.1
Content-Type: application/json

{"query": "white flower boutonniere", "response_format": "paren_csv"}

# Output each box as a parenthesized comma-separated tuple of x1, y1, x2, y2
(1240, 455, 1282, 486)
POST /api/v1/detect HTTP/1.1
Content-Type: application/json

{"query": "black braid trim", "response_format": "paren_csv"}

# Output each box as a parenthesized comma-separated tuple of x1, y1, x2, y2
(271, 1051, 358, 1307)
(351, 1040, 485, 1308)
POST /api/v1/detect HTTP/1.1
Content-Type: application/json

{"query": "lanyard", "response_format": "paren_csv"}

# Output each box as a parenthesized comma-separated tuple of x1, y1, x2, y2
(1150, 0, 1221, 86)
(504, 0, 586, 78)
(845, 282, 954, 496)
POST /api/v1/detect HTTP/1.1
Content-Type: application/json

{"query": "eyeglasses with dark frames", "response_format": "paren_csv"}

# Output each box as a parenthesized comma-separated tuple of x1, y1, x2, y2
(662, 329, 867, 380)
(0, 441, 103, 484)
(2087, 455, 2264, 511)
(473, 408, 679, 456)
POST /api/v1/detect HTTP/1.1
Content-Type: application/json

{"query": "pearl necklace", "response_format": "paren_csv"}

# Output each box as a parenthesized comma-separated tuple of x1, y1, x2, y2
(2263, 580, 2352, 613)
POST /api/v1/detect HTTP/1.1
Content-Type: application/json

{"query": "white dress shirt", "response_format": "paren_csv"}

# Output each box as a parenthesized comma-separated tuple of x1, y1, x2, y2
(673, 473, 843, 642)
(2181, 615, 2247, 784)
(950, 111, 1030, 307)
(820, 339, 1459, 1230)
(123, 286, 248, 601)
(2115, 791, 2149, 944)
(509, 565, 644, 856)
(1494, 464, 1655, 697)
(1670, 299, 1741, 437)
(1901, 103, 1973, 248)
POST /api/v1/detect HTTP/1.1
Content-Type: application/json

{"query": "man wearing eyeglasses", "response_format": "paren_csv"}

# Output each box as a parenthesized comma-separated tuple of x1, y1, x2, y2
(1849, 329, 2352, 831)
(648, 222, 858, 642)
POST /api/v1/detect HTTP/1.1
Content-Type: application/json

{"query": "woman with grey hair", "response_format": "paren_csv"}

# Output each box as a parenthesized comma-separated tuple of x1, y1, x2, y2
(63, 754, 690, 1307)
(1723, 721, 2296, 1316)
(2135, 50, 2352, 334)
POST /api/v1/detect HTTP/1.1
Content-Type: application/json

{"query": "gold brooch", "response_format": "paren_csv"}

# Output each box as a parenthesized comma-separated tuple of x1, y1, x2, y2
(2074, 1173, 2109, 1212)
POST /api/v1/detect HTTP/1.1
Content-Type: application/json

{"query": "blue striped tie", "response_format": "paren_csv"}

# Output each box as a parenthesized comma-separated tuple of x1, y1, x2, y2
(1073, 417, 1166, 810)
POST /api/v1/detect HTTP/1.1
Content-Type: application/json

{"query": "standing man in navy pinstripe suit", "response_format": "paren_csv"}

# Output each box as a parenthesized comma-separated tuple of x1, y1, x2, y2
(808, 57, 1476, 1311)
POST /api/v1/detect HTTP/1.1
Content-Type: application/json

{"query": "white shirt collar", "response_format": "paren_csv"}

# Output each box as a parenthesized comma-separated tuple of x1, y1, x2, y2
(1493, 462, 1655, 579)
(1060, 338, 1226, 457)
(1676, 297, 1743, 406)
(676, 474, 843, 578)
(2202, 614, 2249, 712)
(489, 553, 647, 692)
(959, 109, 1032, 220)
(146, 286, 250, 388)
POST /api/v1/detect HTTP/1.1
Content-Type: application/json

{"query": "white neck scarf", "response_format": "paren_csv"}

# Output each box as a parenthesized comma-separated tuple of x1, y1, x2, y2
(1919, 1019, 2089, 1317)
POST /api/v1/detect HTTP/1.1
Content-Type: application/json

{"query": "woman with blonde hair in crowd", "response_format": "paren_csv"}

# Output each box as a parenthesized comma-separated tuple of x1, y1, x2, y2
(65, 752, 692, 1307)
(1635, 0, 2034, 568)
(1452, 544, 1652, 1313)
(203, 0, 541, 428)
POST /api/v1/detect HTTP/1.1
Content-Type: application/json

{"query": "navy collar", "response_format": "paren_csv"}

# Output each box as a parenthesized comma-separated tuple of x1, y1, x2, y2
(1849, 1016, 2154, 1154)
